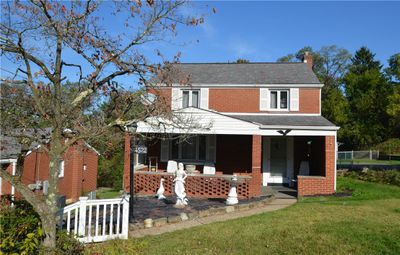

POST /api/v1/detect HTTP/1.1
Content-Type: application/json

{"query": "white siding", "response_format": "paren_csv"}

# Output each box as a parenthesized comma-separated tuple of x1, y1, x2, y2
(290, 88, 299, 111)
(200, 88, 209, 109)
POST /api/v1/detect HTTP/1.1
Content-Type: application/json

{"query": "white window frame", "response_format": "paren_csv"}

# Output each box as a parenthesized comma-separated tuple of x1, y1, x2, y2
(269, 89, 290, 111)
(171, 136, 206, 162)
(59, 160, 65, 178)
(182, 90, 200, 108)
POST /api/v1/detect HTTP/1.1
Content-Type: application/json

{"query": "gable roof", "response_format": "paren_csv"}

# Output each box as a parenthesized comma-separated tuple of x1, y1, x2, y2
(161, 62, 321, 85)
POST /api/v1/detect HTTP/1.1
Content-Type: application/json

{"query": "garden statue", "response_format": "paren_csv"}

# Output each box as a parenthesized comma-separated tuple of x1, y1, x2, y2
(226, 175, 239, 205)
(174, 163, 188, 207)
(156, 178, 166, 200)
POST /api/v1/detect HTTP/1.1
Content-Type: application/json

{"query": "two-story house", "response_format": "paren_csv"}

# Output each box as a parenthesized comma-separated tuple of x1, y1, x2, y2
(123, 53, 339, 197)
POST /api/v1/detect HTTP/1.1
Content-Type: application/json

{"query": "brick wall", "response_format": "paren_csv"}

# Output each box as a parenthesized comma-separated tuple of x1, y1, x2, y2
(297, 136, 335, 196)
(123, 133, 131, 192)
(249, 135, 262, 197)
(0, 163, 13, 196)
(153, 87, 320, 114)
(2, 143, 98, 203)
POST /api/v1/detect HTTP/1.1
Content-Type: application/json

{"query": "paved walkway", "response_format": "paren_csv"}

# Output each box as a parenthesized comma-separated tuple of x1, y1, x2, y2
(130, 198, 297, 238)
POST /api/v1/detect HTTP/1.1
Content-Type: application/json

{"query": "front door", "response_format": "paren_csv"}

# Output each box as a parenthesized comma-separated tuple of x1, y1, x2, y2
(262, 137, 293, 186)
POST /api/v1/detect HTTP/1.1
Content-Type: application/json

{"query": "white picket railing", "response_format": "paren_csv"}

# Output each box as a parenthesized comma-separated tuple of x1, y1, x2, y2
(59, 195, 130, 243)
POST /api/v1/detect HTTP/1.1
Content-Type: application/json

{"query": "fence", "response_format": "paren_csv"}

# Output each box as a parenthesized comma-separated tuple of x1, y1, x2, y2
(59, 195, 130, 243)
(337, 150, 379, 161)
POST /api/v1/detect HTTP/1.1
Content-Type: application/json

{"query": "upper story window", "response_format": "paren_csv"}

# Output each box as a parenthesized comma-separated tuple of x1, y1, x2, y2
(182, 90, 199, 108)
(270, 90, 289, 110)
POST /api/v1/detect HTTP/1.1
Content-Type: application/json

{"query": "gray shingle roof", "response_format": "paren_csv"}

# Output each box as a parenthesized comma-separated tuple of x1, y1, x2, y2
(0, 136, 22, 160)
(163, 63, 321, 85)
(227, 115, 336, 127)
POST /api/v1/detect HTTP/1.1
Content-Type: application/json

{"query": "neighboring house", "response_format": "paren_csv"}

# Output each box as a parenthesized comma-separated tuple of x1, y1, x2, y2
(124, 53, 339, 197)
(0, 134, 99, 203)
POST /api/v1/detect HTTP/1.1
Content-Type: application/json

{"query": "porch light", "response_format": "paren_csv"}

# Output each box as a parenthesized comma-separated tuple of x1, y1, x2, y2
(125, 122, 138, 223)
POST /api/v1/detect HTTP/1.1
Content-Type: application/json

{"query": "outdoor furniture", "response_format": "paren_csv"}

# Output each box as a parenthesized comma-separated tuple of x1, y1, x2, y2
(167, 160, 178, 173)
(299, 161, 310, 176)
(148, 157, 158, 172)
(203, 162, 216, 175)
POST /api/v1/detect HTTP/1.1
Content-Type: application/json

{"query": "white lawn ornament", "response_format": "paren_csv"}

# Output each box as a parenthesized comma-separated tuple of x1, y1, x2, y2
(156, 178, 166, 200)
(173, 163, 188, 207)
(226, 175, 239, 205)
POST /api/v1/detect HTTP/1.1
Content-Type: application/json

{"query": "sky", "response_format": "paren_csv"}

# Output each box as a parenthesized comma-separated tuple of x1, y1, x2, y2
(1, 1, 399, 89)
(162, 1, 400, 64)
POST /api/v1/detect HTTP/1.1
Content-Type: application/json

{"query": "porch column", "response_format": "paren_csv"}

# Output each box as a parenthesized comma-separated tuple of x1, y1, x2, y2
(250, 135, 262, 197)
(123, 133, 131, 193)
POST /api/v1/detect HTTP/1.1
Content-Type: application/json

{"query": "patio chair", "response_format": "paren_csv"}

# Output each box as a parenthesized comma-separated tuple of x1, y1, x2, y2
(203, 162, 216, 175)
(167, 160, 178, 173)
(299, 161, 310, 176)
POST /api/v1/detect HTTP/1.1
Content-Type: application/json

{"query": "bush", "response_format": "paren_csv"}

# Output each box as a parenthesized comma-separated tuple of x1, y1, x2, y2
(0, 196, 85, 255)
(373, 138, 400, 155)
(0, 196, 43, 255)
(340, 169, 400, 186)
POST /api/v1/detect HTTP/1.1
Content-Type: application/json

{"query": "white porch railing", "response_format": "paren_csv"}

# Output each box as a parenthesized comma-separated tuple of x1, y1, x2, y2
(59, 195, 130, 243)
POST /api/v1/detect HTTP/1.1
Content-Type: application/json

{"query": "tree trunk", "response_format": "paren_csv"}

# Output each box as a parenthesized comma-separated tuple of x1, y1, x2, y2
(40, 211, 57, 253)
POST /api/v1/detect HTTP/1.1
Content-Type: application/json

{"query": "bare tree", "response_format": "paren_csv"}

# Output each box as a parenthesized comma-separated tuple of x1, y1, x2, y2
(0, 0, 205, 251)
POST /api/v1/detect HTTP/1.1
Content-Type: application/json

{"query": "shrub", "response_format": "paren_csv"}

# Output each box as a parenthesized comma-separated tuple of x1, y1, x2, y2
(340, 169, 400, 186)
(0, 196, 43, 255)
(0, 196, 85, 255)
(373, 138, 400, 155)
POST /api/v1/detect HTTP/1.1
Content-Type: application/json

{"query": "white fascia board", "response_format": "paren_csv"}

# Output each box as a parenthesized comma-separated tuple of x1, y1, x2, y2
(258, 129, 337, 137)
(222, 112, 321, 116)
(259, 125, 340, 131)
(165, 83, 324, 88)
(0, 158, 18, 164)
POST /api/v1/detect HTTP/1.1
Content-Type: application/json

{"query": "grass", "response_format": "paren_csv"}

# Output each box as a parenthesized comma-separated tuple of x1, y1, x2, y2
(337, 159, 400, 165)
(96, 188, 121, 199)
(86, 178, 400, 255)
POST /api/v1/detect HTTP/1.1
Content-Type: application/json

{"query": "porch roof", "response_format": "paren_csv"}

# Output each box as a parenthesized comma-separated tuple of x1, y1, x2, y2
(227, 115, 336, 127)
(135, 107, 339, 136)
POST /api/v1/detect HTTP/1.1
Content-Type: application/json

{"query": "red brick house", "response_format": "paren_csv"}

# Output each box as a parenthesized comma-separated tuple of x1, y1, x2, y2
(124, 53, 339, 198)
(0, 134, 99, 203)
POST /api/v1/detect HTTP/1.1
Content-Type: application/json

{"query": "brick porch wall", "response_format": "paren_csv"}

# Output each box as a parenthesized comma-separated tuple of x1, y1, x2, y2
(249, 135, 262, 197)
(297, 136, 335, 196)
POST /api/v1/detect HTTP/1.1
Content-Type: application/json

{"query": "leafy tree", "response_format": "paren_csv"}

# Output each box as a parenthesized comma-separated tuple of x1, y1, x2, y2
(0, 1, 203, 251)
(235, 58, 250, 64)
(386, 53, 400, 82)
(343, 47, 392, 148)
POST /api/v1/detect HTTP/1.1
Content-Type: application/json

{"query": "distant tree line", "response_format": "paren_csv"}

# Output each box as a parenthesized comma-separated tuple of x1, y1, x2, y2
(278, 46, 400, 151)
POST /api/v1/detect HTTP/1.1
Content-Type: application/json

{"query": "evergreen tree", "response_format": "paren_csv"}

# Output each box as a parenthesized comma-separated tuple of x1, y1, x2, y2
(343, 47, 392, 149)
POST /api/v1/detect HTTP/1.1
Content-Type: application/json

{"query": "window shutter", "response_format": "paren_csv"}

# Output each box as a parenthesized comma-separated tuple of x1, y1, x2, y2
(160, 140, 169, 162)
(171, 88, 182, 110)
(206, 135, 216, 162)
(290, 88, 299, 111)
(260, 88, 269, 111)
(200, 88, 209, 109)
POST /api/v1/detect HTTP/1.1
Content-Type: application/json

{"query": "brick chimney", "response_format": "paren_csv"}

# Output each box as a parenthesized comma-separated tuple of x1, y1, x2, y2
(302, 51, 313, 70)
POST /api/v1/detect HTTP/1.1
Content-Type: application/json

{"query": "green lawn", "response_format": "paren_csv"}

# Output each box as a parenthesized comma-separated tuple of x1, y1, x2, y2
(86, 178, 400, 255)
(96, 188, 121, 199)
(337, 159, 400, 165)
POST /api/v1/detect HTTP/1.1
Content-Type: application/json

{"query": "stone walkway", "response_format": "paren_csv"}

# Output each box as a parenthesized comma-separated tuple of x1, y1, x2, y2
(130, 198, 297, 238)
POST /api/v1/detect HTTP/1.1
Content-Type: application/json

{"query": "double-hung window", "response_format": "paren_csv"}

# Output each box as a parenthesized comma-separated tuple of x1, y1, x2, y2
(171, 136, 206, 161)
(182, 90, 200, 108)
(59, 160, 65, 178)
(270, 90, 289, 110)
